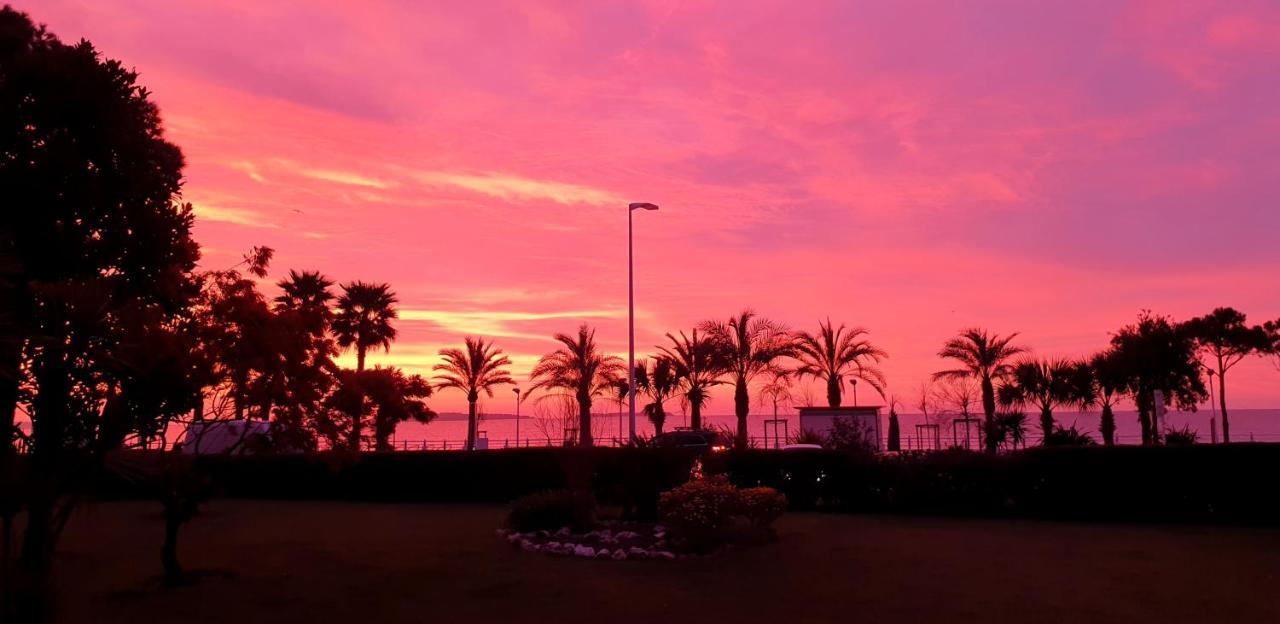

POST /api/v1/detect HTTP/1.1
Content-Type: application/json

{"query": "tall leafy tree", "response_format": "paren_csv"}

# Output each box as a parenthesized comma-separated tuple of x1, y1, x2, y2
(934, 328, 1026, 453)
(1182, 308, 1271, 444)
(332, 281, 397, 372)
(634, 357, 677, 436)
(0, 6, 200, 598)
(793, 319, 887, 407)
(433, 337, 514, 451)
(1109, 312, 1207, 445)
(529, 325, 623, 447)
(702, 311, 795, 449)
(997, 358, 1091, 440)
(657, 330, 724, 431)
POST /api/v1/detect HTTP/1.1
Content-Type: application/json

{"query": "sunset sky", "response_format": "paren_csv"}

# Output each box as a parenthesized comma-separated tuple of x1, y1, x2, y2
(29, 0, 1280, 413)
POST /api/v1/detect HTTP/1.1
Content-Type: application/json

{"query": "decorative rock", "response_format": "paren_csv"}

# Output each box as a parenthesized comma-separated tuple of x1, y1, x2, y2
(536, 530, 550, 538)
(654, 551, 676, 560)
(507, 533, 522, 544)
(595, 548, 611, 558)
(555, 527, 571, 537)
(573, 545, 596, 558)
(628, 547, 649, 558)
(520, 540, 538, 551)
(611, 549, 628, 561)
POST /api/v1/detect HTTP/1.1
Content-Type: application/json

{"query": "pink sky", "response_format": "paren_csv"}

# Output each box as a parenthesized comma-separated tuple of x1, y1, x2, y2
(26, 1, 1280, 413)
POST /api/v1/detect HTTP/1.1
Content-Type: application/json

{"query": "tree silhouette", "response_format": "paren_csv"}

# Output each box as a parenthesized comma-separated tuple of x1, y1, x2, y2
(656, 329, 725, 431)
(793, 319, 887, 408)
(320, 367, 433, 451)
(0, 7, 200, 596)
(1109, 312, 1206, 445)
(701, 311, 794, 449)
(635, 357, 677, 436)
(529, 325, 623, 447)
(1083, 351, 1125, 446)
(1182, 308, 1271, 444)
(934, 328, 1026, 453)
(332, 281, 398, 372)
(433, 337, 514, 451)
(997, 358, 1091, 441)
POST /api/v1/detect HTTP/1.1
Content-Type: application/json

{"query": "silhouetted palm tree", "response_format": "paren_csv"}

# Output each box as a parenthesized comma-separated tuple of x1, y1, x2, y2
(702, 310, 795, 449)
(998, 358, 1091, 441)
(934, 328, 1026, 453)
(657, 329, 725, 430)
(635, 357, 677, 436)
(529, 325, 624, 447)
(433, 337, 515, 451)
(794, 319, 888, 407)
(332, 281, 397, 372)
(1085, 351, 1124, 445)
(274, 270, 335, 315)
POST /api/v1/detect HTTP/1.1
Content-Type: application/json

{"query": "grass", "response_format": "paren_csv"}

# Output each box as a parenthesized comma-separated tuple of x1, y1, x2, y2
(42, 500, 1280, 623)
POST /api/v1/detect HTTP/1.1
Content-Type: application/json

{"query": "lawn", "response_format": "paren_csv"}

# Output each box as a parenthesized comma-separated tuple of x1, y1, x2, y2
(43, 500, 1280, 623)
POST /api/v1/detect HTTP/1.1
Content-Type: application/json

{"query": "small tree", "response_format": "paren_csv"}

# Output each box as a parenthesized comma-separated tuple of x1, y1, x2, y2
(934, 328, 1026, 453)
(1182, 308, 1271, 444)
(997, 358, 1092, 441)
(529, 325, 623, 447)
(792, 319, 887, 407)
(701, 311, 794, 449)
(657, 329, 725, 430)
(433, 337, 514, 451)
(1109, 312, 1207, 445)
(635, 357, 677, 436)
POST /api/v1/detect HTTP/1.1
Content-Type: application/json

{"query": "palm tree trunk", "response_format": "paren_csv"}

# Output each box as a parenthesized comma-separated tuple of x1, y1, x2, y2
(1039, 405, 1054, 440)
(980, 376, 997, 453)
(690, 400, 702, 430)
(826, 375, 841, 408)
(356, 345, 367, 372)
(734, 380, 749, 450)
(1100, 404, 1115, 446)
(578, 396, 593, 447)
(466, 399, 478, 451)
(1218, 363, 1230, 443)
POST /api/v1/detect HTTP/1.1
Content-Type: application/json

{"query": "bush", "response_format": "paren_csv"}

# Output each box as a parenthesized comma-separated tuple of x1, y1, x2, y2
(1042, 425, 1095, 447)
(1163, 425, 1198, 445)
(507, 490, 596, 533)
(658, 477, 786, 552)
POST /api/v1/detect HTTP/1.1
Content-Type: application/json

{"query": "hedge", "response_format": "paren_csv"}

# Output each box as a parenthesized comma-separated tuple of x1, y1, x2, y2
(702, 444, 1280, 524)
(89, 443, 1280, 524)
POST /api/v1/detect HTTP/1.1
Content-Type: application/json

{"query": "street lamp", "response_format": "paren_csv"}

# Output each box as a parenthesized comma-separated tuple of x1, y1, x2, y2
(849, 378, 859, 407)
(512, 387, 522, 447)
(628, 201, 659, 442)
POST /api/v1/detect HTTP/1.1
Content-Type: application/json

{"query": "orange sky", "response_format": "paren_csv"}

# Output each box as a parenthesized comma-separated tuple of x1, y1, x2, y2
(26, 0, 1280, 412)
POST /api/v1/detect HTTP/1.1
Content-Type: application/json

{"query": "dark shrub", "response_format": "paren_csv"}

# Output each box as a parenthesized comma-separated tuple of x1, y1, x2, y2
(507, 489, 596, 533)
(658, 477, 786, 552)
(1163, 425, 1198, 445)
(1042, 425, 1095, 447)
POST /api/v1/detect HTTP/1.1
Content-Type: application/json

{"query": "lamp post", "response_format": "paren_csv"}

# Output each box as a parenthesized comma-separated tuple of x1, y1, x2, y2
(627, 201, 659, 442)
(513, 387, 522, 448)
(849, 378, 859, 407)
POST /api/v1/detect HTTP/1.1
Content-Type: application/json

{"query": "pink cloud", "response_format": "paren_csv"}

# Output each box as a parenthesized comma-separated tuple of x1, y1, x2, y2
(21, 0, 1280, 413)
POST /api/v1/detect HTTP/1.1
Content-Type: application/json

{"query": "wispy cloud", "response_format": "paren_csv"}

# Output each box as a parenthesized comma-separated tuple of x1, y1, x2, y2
(192, 202, 278, 228)
(410, 170, 624, 206)
(399, 308, 625, 339)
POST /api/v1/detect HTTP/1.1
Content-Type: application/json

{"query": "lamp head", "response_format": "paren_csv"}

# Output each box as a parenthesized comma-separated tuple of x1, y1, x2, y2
(629, 202, 659, 211)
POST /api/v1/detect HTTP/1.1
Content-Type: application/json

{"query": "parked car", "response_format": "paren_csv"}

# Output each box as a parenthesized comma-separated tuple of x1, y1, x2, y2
(653, 429, 729, 453)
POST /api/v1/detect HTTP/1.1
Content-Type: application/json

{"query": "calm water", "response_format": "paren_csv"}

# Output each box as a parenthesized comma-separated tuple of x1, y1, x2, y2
(391, 407, 1280, 449)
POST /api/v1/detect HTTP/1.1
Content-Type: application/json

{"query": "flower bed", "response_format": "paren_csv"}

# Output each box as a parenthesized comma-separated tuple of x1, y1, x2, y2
(498, 524, 678, 560)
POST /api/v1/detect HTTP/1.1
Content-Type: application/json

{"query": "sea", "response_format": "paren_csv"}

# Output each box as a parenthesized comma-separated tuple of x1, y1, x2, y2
(388, 407, 1280, 450)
